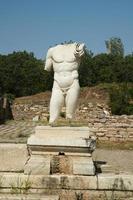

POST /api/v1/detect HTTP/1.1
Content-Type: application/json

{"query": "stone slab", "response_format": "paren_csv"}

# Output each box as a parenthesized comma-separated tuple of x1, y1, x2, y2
(98, 174, 133, 191)
(72, 156, 95, 175)
(0, 174, 97, 190)
(60, 175, 97, 190)
(0, 144, 28, 172)
(28, 126, 95, 153)
(24, 155, 50, 175)
(33, 151, 92, 156)
(1, 173, 133, 193)
(0, 195, 59, 200)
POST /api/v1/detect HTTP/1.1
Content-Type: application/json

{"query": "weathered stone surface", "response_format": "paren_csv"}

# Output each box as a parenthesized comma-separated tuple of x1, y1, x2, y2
(0, 174, 61, 189)
(98, 174, 133, 191)
(24, 155, 50, 175)
(60, 175, 97, 190)
(0, 174, 97, 190)
(1, 174, 133, 199)
(0, 194, 59, 200)
(51, 155, 73, 174)
(26, 126, 96, 176)
(96, 132, 105, 137)
(72, 156, 95, 175)
(0, 144, 28, 172)
(28, 126, 95, 153)
(32, 115, 39, 121)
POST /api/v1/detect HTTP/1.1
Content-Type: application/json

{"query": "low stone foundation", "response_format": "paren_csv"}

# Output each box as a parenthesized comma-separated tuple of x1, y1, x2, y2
(12, 101, 133, 142)
(89, 115, 133, 142)
(0, 174, 133, 200)
(0, 142, 133, 199)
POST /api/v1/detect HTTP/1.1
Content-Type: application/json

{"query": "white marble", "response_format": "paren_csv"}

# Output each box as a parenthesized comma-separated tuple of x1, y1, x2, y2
(24, 154, 50, 175)
(0, 144, 27, 172)
(28, 126, 95, 153)
(72, 156, 95, 175)
(44, 42, 85, 124)
(26, 126, 96, 175)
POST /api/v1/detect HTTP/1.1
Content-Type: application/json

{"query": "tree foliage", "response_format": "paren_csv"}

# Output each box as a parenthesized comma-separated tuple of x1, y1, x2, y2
(109, 83, 133, 115)
(105, 37, 124, 56)
(0, 51, 53, 97)
(0, 49, 133, 98)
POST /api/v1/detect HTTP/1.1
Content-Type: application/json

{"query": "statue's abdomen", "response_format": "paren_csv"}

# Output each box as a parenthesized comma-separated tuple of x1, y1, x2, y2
(54, 71, 78, 88)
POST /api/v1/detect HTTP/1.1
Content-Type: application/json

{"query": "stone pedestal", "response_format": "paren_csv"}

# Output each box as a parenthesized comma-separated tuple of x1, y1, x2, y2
(24, 126, 96, 175)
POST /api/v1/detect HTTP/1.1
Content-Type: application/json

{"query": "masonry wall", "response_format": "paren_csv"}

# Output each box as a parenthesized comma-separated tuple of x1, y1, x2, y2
(77, 103, 133, 142)
(12, 101, 133, 142)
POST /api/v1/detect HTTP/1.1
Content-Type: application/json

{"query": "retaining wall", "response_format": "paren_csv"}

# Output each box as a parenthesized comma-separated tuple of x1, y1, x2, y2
(12, 102, 133, 142)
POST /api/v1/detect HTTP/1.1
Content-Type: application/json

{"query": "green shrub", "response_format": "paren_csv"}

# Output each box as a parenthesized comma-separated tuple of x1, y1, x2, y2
(109, 83, 133, 115)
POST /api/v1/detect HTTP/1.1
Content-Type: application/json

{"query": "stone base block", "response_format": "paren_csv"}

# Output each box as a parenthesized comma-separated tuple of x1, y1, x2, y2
(24, 155, 50, 175)
(28, 126, 96, 153)
(72, 156, 95, 175)
(25, 126, 96, 176)
(0, 144, 27, 172)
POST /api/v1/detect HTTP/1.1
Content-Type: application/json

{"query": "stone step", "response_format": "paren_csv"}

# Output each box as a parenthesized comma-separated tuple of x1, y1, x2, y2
(0, 144, 27, 172)
(0, 194, 59, 200)
(100, 164, 114, 173)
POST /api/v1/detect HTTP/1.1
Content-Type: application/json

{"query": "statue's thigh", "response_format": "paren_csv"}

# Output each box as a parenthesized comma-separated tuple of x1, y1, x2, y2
(50, 88, 64, 107)
(66, 84, 80, 107)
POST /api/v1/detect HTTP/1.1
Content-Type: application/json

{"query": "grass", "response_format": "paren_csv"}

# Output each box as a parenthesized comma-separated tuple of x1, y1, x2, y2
(10, 175, 32, 194)
(49, 119, 88, 127)
(97, 140, 133, 150)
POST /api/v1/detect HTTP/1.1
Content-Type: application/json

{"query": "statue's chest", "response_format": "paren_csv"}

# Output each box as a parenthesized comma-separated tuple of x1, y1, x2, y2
(52, 46, 76, 63)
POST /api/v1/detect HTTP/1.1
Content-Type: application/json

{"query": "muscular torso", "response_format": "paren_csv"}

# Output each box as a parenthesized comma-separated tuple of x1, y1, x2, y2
(51, 44, 80, 88)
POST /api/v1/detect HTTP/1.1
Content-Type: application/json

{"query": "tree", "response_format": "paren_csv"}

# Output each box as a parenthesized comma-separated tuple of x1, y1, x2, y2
(0, 51, 53, 97)
(78, 49, 94, 86)
(109, 83, 133, 115)
(105, 37, 124, 56)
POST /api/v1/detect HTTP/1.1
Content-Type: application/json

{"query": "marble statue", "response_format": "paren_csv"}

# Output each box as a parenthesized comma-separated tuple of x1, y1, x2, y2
(44, 42, 85, 125)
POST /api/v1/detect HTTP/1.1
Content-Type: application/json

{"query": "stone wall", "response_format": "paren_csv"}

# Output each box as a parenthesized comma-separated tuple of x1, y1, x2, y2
(12, 101, 133, 142)
(77, 103, 133, 142)
(12, 102, 49, 121)
(89, 115, 133, 142)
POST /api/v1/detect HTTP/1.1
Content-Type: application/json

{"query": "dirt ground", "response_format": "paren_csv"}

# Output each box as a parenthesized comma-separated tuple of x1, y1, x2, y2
(93, 149, 133, 174)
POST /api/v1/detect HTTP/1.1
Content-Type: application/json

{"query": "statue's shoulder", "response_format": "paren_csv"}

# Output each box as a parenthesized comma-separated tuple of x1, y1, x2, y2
(53, 43, 76, 51)
(50, 45, 65, 55)
(46, 46, 56, 57)
(47, 45, 61, 53)
(54, 44, 63, 50)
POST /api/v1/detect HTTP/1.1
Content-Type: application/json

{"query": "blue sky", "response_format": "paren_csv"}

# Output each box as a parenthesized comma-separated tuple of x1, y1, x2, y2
(0, 0, 133, 59)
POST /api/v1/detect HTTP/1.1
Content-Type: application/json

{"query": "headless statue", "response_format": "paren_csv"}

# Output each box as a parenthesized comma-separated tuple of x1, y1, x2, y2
(44, 42, 85, 125)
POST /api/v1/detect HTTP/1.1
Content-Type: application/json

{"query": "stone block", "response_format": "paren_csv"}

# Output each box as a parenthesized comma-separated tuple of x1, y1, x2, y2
(24, 155, 50, 175)
(98, 174, 133, 191)
(96, 132, 105, 137)
(72, 156, 95, 175)
(0, 174, 60, 189)
(26, 126, 96, 176)
(0, 144, 28, 172)
(0, 174, 97, 190)
(60, 175, 97, 189)
(28, 126, 95, 153)
(0, 194, 59, 200)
